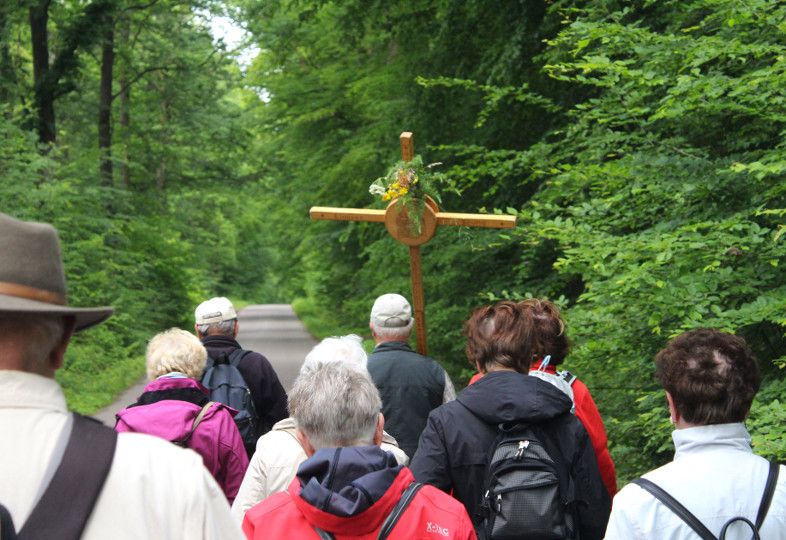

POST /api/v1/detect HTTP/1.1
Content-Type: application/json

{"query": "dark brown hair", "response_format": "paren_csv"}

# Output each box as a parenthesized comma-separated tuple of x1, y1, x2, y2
(655, 328, 760, 425)
(464, 299, 572, 373)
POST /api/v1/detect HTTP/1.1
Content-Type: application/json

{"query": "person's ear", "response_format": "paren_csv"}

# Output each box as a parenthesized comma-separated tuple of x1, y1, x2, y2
(194, 324, 203, 339)
(373, 413, 384, 446)
(48, 316, 76, 374)
(232, 322, 239, 339)
(370, 322, 376, 338)
(666, 392, 680, 425)
(297, 429, 316, 457)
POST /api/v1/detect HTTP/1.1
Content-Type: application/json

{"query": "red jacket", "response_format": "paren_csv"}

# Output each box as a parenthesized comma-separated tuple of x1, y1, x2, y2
(468, 363, 617, 498)
(242, 447, 476, 540)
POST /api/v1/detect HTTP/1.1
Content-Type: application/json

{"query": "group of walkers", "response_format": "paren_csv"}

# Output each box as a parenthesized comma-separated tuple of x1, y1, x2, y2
(1, 210, 785, 539)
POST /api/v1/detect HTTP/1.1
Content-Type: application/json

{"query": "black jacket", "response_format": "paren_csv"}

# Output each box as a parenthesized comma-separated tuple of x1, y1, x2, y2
(200, 334, 288, 440)
(409, 370, 611, 539)
(367, 340, 446, 459)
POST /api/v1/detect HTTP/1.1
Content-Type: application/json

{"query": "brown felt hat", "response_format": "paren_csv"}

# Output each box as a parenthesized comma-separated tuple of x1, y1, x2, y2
(0, 212, 114, 332)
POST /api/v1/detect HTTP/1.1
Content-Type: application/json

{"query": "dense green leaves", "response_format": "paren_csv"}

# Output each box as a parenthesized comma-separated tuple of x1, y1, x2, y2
(1, 0, 784, 485)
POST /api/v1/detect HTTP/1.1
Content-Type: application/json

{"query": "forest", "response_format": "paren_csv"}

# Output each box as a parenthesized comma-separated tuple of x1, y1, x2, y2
(1, 0, 785, 485)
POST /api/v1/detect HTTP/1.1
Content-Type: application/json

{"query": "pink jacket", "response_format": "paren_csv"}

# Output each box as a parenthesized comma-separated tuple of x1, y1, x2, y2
(115, 377, 249, 502)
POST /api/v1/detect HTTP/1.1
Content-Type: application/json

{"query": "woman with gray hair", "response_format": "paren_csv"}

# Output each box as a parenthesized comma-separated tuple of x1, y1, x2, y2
(230, 334, 408, 522)
(115, 328, 248, 503)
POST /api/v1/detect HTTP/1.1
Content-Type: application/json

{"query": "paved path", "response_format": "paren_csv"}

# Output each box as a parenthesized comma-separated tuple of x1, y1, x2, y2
(91, 304, 318, 426)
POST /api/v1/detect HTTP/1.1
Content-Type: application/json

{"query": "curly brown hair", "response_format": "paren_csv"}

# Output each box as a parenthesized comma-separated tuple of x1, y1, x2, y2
(655, 328, 760, 425)
(464, 299, 572, 373)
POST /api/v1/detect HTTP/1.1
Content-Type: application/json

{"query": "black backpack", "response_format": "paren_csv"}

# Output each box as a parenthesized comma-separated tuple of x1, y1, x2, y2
(201, 349, 258, 455)
(477, 421, 577, 540)
(631, 461, 780, 540)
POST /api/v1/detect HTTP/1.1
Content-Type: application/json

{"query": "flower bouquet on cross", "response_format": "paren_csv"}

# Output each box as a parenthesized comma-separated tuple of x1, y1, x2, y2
(369, 155, 456, 235)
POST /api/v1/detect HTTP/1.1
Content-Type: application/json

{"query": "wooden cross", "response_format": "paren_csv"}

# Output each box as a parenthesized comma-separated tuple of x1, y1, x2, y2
(310, 132, 516, 356)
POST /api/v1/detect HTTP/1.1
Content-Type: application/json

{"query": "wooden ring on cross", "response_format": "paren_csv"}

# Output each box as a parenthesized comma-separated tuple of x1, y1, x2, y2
(384, 196, 438, 246)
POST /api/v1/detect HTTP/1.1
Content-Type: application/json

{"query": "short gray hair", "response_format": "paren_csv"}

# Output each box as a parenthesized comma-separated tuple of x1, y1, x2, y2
(300, 334, 367, 376)
(371, 319, 413, 341)
(196, 319, 237, 337)
(146, 328, 208, 380)
(0, 313, 65, 373)
(289, 362, 381, 450)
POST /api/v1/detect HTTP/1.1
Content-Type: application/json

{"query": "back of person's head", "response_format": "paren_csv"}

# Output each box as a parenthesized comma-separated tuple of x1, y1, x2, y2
(146, 328, 208, 380)
(655, 328, 760, 425)
(370, 293, 413, 341)
(519, 298, 571, 366)
(464, 300, 536, 373)
(300, 334, 367, 376)
(0, 313, 65, 374)
(194, 297, 237, 337)
(288, 362, 381, 450)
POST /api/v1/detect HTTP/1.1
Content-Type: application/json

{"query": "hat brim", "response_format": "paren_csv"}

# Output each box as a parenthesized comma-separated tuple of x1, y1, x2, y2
(0, 294, 114, 332)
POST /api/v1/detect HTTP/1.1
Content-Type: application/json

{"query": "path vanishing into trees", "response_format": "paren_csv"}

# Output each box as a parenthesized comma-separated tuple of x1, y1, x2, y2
(91, 304, 318, 426)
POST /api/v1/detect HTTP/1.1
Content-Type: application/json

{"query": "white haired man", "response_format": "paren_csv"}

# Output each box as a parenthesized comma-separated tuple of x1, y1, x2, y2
(230, 334, 408, 522)
(194, 296, 288, 457)
(367, 293, 455, 458)
(241, 361, 476, 539)
(0, 212, 242, 539)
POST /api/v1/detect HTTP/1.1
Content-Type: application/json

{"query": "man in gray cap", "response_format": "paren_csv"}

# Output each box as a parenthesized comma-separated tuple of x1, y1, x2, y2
(0, 212, 242, 539)
(194, 296, 288, 457)
(367, 293, 455, 459)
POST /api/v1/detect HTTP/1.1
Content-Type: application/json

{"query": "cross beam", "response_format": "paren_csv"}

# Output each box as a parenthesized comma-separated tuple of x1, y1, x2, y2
(310, 132, 516, 355)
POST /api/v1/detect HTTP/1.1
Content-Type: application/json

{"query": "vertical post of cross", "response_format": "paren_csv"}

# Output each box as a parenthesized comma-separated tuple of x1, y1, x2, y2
(400, 132, 429, 356)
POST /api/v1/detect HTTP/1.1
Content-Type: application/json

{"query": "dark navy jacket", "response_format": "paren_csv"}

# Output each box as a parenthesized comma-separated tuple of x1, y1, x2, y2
(409, 370, 611, 539)
(367, 340, 446, 459)
(201, 334, 288, 443)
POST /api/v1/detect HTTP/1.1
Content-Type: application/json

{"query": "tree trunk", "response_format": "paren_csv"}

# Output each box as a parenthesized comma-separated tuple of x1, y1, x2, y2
(98, 20, 114, 183)
(156, 97, 170, 191)
(119, 17, 131, 188)
(29, 0, 56, 144)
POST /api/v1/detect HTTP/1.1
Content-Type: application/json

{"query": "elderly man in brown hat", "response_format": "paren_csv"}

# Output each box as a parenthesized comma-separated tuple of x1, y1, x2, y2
(0, 212, 242, 539)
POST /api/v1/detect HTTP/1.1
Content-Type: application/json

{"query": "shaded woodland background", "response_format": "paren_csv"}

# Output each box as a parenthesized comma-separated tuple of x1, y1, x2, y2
(2, 0, 785, 484)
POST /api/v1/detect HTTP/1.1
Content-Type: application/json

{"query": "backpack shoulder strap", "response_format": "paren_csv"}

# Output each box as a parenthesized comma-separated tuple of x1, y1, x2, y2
(18, 413, 117, 540)
(557, 370, 577, 386)
(377, 482, 424, 540)
(228, 348, 251, 368)
(311, 526, 336, 540)
(177, 402, 216, 447)
(631, 478, 716, 540)
(755, 461, 780, 529)
(0, 503, 16, 540)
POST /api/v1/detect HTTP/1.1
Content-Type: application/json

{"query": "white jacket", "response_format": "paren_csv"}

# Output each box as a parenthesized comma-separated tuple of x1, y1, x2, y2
(231, 417, 410, 522)
(605, 423, 786, 539)
(0, 370, 243, 540)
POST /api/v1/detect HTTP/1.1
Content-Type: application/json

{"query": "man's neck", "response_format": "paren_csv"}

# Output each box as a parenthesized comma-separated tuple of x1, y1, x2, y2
(374, 337, 410, 346)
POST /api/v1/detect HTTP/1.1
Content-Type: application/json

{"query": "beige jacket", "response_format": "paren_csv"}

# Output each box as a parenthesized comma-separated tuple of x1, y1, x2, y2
(230, 417, 409, 522)
(0, 370, 243, 540)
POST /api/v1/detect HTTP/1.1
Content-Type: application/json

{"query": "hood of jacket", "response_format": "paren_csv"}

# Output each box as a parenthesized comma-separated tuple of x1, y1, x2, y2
(115, 377, 225, 441)
(290, 446, 412, 534)
(457, 369, 573, 425)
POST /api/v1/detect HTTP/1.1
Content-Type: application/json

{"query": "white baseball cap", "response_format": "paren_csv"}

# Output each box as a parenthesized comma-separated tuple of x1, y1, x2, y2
(195, 297, 237, 324)
(370, 293, 412, 328)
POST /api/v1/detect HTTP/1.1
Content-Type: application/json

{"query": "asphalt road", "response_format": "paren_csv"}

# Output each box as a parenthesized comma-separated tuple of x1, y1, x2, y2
(91, 304, 318, 426)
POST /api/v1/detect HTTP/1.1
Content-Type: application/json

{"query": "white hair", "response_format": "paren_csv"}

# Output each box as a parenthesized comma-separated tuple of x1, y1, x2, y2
(289, 361, 381, 450)
(300, 334, 368, 376)
(196, 319, 237, 337)
(146, 328, 208, 380)
(371, 319, 413, 341)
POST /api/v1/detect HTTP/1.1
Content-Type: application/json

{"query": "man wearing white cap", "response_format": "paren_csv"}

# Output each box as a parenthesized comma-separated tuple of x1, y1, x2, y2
(195, 296, 288, 457)
(0, 212, 242, 539)
(367, 293, 455, 459)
